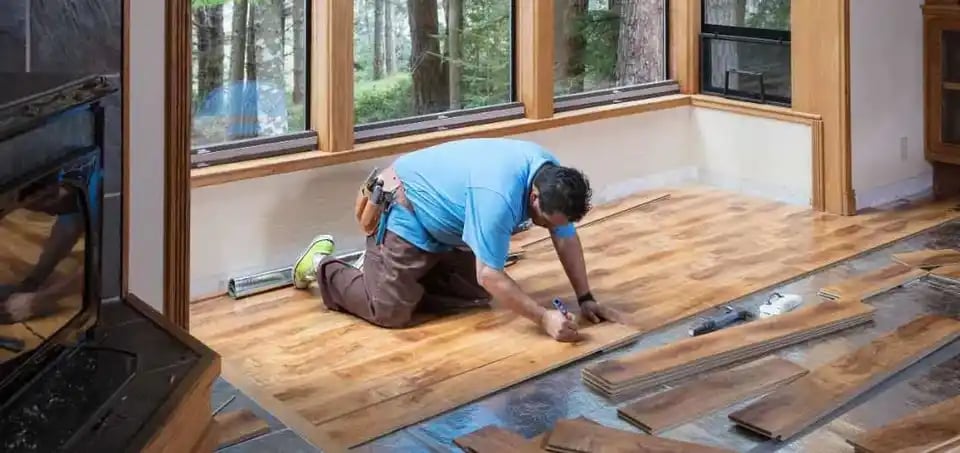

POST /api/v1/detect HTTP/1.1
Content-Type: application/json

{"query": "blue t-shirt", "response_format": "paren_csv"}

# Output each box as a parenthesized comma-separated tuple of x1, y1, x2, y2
(386, 138, 577, 271)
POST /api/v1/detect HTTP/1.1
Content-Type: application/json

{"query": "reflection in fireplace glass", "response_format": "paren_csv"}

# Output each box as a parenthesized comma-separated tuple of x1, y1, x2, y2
(0, 182, 85, 365)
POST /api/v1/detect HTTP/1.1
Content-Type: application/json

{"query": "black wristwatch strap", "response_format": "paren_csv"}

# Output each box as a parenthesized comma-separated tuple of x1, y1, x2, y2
(577, 291, 594, 303)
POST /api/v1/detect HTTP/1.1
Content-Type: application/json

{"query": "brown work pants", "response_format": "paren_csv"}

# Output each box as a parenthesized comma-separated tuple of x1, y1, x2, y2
(316, 231, 491, 328)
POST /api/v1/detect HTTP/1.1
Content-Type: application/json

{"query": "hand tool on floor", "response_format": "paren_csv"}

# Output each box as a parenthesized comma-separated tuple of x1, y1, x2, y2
(758, 292, 804, 318)
(689, 305, 751, 336)
(0, 335, 25, 353)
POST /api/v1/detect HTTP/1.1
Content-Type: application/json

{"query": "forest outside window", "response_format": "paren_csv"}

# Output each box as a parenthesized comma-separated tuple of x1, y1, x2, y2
(553, 0, 678, 112)
(190, 0, 315, 167)
(352, 0, 523, 143)
(700, 0, 791, 106)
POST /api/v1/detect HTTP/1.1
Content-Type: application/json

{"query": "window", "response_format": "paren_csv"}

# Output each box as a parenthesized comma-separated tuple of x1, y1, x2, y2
(352, 0, 523, 142)
(700, 0, 791, 106)
(190, 0, 313, 166)
(553, 0, 677, 112)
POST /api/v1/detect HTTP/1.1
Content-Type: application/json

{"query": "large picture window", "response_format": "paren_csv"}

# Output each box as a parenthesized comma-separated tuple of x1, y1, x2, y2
(700, 0, 790, 106)
(190, 0, 313, 166)
(553, 0, 676, 112)
(352, 0, 522, 143)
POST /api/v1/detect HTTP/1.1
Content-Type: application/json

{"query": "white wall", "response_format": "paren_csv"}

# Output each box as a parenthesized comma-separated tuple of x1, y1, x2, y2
(190, 106, 817, 298)
(850, 0, 932, 209)
(692, 108, 813, 205)
(127, 0, 166, 311)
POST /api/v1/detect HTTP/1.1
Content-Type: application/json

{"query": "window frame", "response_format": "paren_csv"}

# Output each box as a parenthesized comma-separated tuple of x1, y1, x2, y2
(189, 0, 314, 167)
(699, 1, 792, 107)
(551, 0, 680, 112)
(188, 0, 688, 172)
(353, 0, 522, 142)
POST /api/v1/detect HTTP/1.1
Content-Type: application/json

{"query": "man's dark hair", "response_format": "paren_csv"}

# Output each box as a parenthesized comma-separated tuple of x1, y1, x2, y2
(532, 163, 592, 222)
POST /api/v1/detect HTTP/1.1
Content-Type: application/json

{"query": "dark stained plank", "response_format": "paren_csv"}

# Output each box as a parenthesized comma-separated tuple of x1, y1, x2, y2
(891, 249, 960, 269)
(847, 395, 960, 453)
(617, 356, 808, 434)
(543, 418, 734, 453)
(818, 263, 928, 301)
(729, 316, 960, 440)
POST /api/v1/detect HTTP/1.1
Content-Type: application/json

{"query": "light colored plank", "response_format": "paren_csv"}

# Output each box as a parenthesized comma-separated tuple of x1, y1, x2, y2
(214, 409, 271, 450)
(892, 249, 960, 269)
(818, 263, 929, 301)
(931, 264, 960, 282)
(544, 418, 733, 453)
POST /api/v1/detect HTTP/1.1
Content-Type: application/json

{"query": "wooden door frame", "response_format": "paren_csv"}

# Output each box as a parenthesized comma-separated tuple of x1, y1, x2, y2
(164, 0, 192, 330)
(123, 0, 191, 330)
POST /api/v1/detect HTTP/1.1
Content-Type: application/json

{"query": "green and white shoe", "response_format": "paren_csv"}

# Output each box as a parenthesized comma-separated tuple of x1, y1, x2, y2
(292, 234, 335, 289)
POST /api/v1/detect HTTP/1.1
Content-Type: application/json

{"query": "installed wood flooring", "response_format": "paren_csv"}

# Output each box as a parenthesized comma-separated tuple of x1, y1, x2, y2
(190, 186, 960, 450)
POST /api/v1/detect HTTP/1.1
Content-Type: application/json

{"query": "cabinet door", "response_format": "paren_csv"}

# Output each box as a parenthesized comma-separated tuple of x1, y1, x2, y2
(928, 18, 960, 160)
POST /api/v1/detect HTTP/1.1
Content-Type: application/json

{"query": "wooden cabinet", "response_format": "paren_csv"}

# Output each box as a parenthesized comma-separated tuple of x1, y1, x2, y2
(926, 5, 960, 165)
(925, 3, 960, 199)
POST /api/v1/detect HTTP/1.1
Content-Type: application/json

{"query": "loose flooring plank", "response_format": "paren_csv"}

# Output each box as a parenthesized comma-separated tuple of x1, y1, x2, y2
(818, 263, 929, 301)
(891, 249, 960, 269)
(214, 409, 271, 449)
(543, 418, 733, 453)
(454, 425, 539, 453)
(930, 264, 960, 283)
(729, 315, 960, 441)
(847, 395, 960, 453)
(516, 191, 671, 248)
(617, 356, 808, 434)
(190, 187, 960, 450)
(582, 301, 875, 400)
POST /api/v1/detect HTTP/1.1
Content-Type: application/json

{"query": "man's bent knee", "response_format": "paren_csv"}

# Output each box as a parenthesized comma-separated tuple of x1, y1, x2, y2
(367, 298, 417, 329)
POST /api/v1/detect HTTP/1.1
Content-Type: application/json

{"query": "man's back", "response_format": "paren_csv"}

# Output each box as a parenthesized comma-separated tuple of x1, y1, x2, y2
(389, 138, 558, 266)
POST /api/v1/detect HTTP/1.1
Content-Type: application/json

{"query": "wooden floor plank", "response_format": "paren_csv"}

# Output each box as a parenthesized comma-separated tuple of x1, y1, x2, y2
(214, 409, 270, 449)
(729, 316, 960, 441)
(583, 301, 875, 399)
(190, 187, 960, 450)
(847, 395, 960, 453)
(818, 263, 929, 301)
(930, 264, 960, 283)
(543, 418, 733, 453)
(891, 249, 960, 269)
(617, 356, 808, 434)
(453, 425, 539, 453)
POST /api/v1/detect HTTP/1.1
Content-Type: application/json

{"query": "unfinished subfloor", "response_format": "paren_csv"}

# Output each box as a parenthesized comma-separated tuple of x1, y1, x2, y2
(189, 185, 960, 451)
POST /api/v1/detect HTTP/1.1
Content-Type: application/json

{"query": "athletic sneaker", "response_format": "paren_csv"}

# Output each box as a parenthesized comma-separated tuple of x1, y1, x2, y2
(292, 234, 335, 289)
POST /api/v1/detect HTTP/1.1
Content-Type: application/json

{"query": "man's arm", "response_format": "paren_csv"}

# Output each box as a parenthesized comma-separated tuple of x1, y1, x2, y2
(551, 229, 590, 298)
(475, 262, 579, 342)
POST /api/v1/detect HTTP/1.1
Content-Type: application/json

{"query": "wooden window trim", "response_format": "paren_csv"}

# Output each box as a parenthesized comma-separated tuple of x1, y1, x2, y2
(191, 94, 690, 187)
(690, 94, 821, 125)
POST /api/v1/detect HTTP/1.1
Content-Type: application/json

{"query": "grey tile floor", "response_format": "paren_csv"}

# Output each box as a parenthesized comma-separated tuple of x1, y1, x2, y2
(212, 218, 960, 452)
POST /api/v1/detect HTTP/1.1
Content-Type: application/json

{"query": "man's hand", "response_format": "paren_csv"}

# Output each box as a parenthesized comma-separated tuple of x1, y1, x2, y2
(541, 310, 580, 342)
(580, 300, 605, 324)
(0, 293, 37, 324)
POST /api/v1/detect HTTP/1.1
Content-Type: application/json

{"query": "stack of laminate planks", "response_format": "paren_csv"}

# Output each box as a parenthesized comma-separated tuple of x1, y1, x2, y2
(617, 356, 808, 434)
(581, 301, 875, 400)
(846, 395, 960, 453)
(818, 263, 928, 301)
(728, 315, 960, 441)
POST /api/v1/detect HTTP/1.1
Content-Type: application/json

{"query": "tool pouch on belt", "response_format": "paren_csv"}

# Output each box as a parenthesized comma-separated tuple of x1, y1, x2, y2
(354, 167, 402, 237)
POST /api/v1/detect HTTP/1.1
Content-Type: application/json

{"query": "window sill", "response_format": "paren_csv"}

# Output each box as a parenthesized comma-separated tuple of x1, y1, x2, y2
(190, 94, 691, 188)
(690, 94, 821, 124)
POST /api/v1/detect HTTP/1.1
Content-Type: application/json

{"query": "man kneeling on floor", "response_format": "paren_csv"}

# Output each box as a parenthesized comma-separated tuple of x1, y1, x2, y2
(292, 138, 614, 342)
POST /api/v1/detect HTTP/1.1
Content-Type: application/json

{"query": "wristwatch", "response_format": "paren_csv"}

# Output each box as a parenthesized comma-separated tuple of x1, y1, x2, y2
(577, 291, 595, 303)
